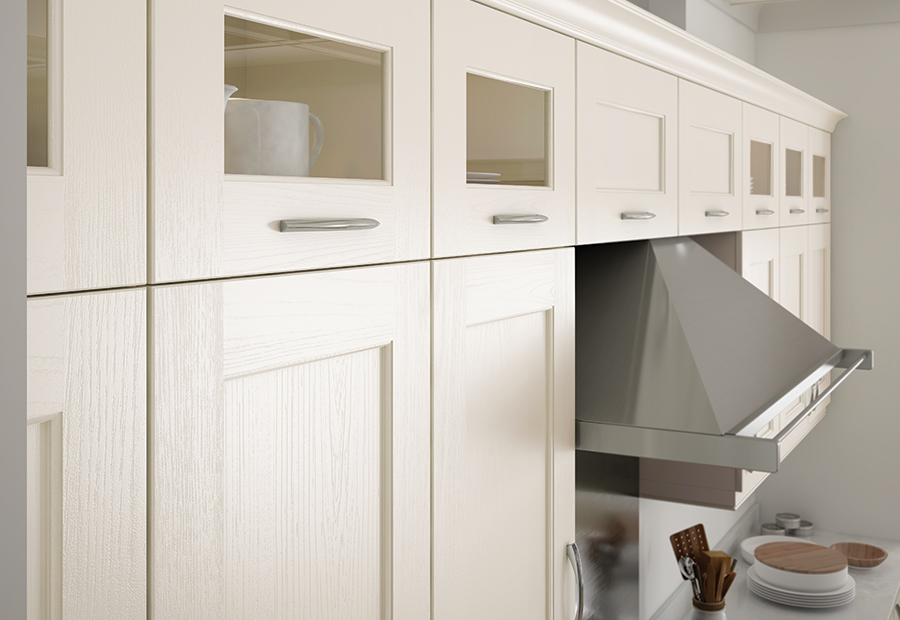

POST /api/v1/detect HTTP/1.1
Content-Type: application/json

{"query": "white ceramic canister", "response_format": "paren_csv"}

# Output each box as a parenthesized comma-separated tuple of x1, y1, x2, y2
(691, 602, 726, 619)
(224, 98, 324, 177)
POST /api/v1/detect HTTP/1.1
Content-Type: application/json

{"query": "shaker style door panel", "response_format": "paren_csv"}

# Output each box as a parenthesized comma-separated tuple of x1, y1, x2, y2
(151, 263, 429, 620)
(433, 249, 575, 620)
(27, 0, 145, 294)
(152, 0, 430, 282)
(780, 117, 810, 227)
(433, 0, 575, 257)
(743, 104, 780, 230)
(678, 80, 742, 235)
(576, 43, 677, 243)
(739, 228, 780, 302)
(809, 128, 832, 224)
(27, 290, 146, 620)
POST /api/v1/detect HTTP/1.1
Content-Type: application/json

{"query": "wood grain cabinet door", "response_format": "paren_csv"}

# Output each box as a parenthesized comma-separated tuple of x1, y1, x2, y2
(433, 249, 576, 620)
(151, 263, 429, 620)
(678, 80, 742, 235)
(27, 290, 147, 620)
(27, 0, 146, 294)
(576, 42, 677, 244)
(151, 0, 430, 282)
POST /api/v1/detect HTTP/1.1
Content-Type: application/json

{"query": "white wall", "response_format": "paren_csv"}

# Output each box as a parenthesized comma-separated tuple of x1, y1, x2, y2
(753, 22, 900, 541)
(685, 0, 758, 65)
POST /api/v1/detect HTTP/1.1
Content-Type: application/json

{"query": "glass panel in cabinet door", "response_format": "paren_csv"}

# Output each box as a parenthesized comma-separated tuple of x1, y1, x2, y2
(785, 148, 803, 197)
(750, 141, 772, 197)
(27, 0, 49, 168)
(779, 116, 808, 225)
(809, 128, 830, 223)
(813, 155, 826, 198)
(742, 103, 779, 230)
(152, 0, 429, 283)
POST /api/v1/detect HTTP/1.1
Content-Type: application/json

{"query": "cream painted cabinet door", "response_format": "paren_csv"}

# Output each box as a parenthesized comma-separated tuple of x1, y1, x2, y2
(807, 223, 832, 427)
(27, 290, 146, 620)
(151, 0, 430, 283)
(743, 104, 780, 230)
(27, 0, 145, 294)
(678, 80, 742, 235)
(576, 42, 677, 243)
(779, 225, 811, 457)
(433, 0, 575, 257)
(151, 263, 429, 620)
(740, 228, 780, 303)
(433, 249, 576, 620)
(780, 117, 810, 227)
(809, 129, 832, 224)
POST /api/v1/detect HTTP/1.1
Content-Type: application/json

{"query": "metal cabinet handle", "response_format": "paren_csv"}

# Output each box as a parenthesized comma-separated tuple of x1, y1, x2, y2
(789, 208, 806, 215)
(705, 210, 730, 218)
(279, 218, 380, 232)
(492, 214, 549, 225)
(566, 543, 584, 620)
(621, 211, 657, 220)
(816, 208, 830, 214)
(756, 209, 775, 216)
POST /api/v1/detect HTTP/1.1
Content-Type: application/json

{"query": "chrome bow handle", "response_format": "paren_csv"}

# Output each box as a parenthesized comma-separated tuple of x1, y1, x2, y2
(566, 543, 584, 620)
(492, 214, 549, 225)
(621, 211, 657, 220)
(756, 209, 775, 216)
(279, 218, 380, 232)
(790, 208, 806, 215)
(705, 210, 730, 218)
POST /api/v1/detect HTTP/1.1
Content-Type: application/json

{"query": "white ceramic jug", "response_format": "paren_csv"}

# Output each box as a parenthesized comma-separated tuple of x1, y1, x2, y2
(224, 95, 324, 177)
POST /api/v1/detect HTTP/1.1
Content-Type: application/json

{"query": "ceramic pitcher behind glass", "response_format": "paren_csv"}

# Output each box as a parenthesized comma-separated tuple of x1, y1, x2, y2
(224, 97, 324, 177)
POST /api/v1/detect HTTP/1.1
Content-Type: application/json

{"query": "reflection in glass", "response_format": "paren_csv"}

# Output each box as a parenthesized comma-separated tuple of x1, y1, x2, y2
(224, 15, 384, 179)
(27, 0, 48, 167)
(813, 155, 826, 198)
(785, 148, 803, 197)
(466, 73, 548, 187)
(749, 140, 772, 196)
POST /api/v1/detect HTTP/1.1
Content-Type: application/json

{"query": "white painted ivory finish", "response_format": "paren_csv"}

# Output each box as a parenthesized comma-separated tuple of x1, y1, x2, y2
(742, 103, 781, 230)
(151, 263, 430, 620)
(576, 42, 678, 243)
(809, 128, 831, 224)
(151, 0, 429, 282)
(433, 249, 575, 620)
(27, 0, 145, 294)
(678, 80, 743, 235)
(807, 223, 832, 426)
(433, 0, 575, 257)
(780, 116, 810, 227)
(26, 290, 147, 620)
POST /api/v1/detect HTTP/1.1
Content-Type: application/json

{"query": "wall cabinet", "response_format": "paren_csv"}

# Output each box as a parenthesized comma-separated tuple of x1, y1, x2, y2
(678, 80, 743, 235)
(810, 129, 832, 224)
(27, 0, 146, 294)
(743, 104, 781, 230)
(150, 263, 430, 619)
(780, 116, 810, 227)
(576, 42, 678, 243)
(433, 249, 575, 620)
(27, 290, 146, 619)
(432, 0, 575, 257)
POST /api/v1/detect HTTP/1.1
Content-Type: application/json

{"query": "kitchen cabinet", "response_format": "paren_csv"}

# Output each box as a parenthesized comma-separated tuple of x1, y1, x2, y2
(678, 80, 743, 235)
(576, 42, 678, 243)
(151, 0, 430, 283)
(27, 290, 146, 620)
(807, 223, 832, 427)
(151, 263, 430, 620)
(27, 0, 145, 294)
(432, 0, 575, 257)
(433, 249, 575, 620)
(743, 104, 781, 230)
(810, 128, 832, 224)
(780, 116, 810, 227)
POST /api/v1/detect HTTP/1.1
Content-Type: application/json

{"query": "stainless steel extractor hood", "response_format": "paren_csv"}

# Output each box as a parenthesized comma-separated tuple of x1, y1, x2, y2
(575, 237, 872, 473)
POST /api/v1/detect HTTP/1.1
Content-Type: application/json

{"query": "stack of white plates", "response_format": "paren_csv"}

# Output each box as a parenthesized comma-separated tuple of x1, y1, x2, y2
(747, 566, 855, 608)
(466, 172, 501, 184)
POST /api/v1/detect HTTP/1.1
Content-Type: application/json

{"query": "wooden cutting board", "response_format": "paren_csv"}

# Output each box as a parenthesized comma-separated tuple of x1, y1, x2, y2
(755, 542, 848, 574)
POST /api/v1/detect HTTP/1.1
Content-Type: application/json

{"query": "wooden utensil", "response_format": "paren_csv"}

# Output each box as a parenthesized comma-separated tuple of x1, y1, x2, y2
(706, 569, 716, 603)
(755, 541, 847, 574)
(715, 561, 728, 601)
(669, 523, 709, 565)
(722, 572, 737, 598)
(830, 542, 889, 568)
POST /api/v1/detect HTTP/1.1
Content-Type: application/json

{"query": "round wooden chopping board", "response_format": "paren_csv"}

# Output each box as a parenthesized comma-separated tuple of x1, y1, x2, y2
(755, 541, 848, 574)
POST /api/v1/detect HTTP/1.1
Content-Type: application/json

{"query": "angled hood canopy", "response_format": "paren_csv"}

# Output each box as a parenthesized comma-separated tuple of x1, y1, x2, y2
(575, 237, 872, 473)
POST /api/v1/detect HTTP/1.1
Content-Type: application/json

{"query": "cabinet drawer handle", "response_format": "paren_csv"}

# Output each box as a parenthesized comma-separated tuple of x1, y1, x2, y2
(705, 210, 730, 218)
(816, 208, 830, 214)
(756, 209, 775, 216)
(621, 211, 657, 220)
(492, 214, 549, 225)
(566, 543, 584, 620)
(789, 208, 806, 215)
(279, 218, 380, 232)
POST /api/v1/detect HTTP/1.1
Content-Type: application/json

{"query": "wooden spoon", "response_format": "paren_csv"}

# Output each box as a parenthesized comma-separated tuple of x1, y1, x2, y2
(722, 572, 737, 598)
(716, 561, 728, 602)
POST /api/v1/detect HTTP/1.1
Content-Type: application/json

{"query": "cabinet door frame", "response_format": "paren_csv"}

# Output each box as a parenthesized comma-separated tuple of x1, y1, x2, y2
(742, 103, 781, 231)
(809, 128, 832, 224)
(780, 117, 810, 227)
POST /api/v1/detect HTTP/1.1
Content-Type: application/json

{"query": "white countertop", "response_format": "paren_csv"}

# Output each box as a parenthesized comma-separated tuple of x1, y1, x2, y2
(678, 530, 900, 620)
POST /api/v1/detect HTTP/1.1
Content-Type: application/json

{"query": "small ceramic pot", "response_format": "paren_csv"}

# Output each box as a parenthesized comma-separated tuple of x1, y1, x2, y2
(691, 600, 726, 619)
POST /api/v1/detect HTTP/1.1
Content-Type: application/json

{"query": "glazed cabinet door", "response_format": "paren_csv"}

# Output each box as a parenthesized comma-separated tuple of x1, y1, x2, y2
(151, 0, 430, 282)
(433, 0, 575, 257)
(809, 129, 832, 224)
(433, 249, 576, 620)
(743, 104, 780, 230)
(27, 290, 146, 619)
(780, 117, 809, 227)
(27, 0, 145, 294)
(678, 80, 742, 235)
(151, 263, 430, 620)
(576, 42, 677, 243)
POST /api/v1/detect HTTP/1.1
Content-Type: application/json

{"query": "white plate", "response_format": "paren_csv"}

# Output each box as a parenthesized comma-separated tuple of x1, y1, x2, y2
(748, 578, 855, 602)
(748, 579, 854, 608)
(747, 566, 855, 608)
(740, 535, 820, 564)
(466, 172, 501, 180)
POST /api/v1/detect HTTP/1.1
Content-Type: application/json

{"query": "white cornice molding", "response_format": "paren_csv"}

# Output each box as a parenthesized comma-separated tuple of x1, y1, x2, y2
(475, 0, 847, 131)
